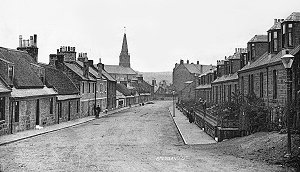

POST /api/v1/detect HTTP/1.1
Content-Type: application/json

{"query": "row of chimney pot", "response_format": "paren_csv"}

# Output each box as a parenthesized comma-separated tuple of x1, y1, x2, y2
(19, 34, 37, 48)
(274, 19, 285, 24)
(235, 48, 247, 53)
(78, 52, 88, 58)
(179, 59, 200, 64)
(59, 46, 75, 52)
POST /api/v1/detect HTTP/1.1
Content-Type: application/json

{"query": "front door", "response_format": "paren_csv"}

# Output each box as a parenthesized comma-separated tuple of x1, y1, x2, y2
(36, 99, 40, 125)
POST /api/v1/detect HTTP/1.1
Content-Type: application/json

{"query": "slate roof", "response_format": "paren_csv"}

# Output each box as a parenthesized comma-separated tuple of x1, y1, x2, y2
(116, 83, 132, 96)
(130, 81, 151, 94)
(92, 64, 116, 82)
(248, 35, 268, 43)
(211, 72, 238, 84)
(239, 45, 300, 73)
(64, 62, 95, 81)
(43, 66, 79, 95)
(199, 67, 217, 77)
(268, 21, 281, 31)
(183, 64, 215, 75)
(195, 84, 212, 90)
(104, 65, 137, 75)
(11, 87, 57, 98)
(0, 76, 11, 93)
(284, 12, 300, 22)
(0, 47, 45, 88)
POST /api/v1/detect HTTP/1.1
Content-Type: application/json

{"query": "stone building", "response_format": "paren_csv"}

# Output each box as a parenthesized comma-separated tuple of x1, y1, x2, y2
(211, 48, 247, 103)
(0, 75, 11, 136)
(0, 46, 58, 135)
(116, 83, 134, 107)
(173, 59, 214, 101)
(43, 65, 81, 123)
(238, 12, 300, 130)
(195, 67, 217, 104)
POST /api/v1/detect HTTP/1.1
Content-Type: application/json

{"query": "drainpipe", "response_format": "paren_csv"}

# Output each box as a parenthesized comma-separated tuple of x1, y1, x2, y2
(266, 67, 269, 107)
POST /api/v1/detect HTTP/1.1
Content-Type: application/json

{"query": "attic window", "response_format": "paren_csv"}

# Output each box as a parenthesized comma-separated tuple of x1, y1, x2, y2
(251, 44, 255, 60)
(288, 23, 293, 46)
(273, 31, 278, 52)
(8, 65, 14, 82)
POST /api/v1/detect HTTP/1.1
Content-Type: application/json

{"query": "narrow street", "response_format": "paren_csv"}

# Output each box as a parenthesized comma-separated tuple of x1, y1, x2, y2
(0, 101, 284, 172)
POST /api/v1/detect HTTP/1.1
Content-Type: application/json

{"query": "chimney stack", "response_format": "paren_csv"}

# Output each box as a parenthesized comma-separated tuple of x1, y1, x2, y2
(187, 60, 189, 64)
(33, 34, 37, 47)
(180, 59, 184, 64)
(19, 35, 22, 47)
(30, 36, 33, 46)
(97, 58, 103, 79)
(197, 61, 199, 65)
(88, 60, 94, 67)
(83, 57, 89, 79)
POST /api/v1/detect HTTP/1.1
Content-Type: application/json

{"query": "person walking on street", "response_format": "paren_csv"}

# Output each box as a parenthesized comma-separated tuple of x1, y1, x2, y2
(96, 105, 101, 118)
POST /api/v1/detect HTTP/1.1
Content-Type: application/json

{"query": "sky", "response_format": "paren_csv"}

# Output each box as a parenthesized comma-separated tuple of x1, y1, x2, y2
(1, 0, 300, 72)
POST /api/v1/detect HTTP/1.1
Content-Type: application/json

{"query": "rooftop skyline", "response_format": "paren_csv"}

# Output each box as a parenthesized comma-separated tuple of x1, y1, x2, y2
(1, 0, 300, 72)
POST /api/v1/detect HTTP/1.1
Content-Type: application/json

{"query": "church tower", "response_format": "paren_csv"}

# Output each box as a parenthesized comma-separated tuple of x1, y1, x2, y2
(119, 32, 131, 68)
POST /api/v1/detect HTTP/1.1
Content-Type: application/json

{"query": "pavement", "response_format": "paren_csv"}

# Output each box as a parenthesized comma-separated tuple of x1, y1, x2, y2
(0, 105, 136, 146)
(168, 105, 216, 145)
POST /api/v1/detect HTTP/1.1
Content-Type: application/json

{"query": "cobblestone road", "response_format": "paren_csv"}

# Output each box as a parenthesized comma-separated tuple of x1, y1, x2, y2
(0, 101, 285, 172)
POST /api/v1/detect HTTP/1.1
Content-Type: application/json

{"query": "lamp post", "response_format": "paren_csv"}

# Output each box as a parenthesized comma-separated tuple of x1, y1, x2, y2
(281, 52, 294, 158)
(172, 90, 175, 117)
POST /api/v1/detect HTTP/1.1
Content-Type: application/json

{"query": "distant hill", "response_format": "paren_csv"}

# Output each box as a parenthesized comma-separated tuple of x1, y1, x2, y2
(138, 71, 172, 85)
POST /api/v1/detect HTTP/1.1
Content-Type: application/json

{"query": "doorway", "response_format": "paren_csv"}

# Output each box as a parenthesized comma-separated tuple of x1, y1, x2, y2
(36, 99, 40, 125)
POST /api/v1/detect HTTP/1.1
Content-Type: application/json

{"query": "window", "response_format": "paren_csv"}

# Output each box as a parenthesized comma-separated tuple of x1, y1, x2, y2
(223, 85, 226, 102)
(241, 76, 244, 95)
(228, 85, 231, 101)
(50, 98, 54, 114)
(273, 70, 277, 99)
(88, 83, 91, 93)
(0, 97, 5, 121)
(273, 31, 278, 52)
(251, 74, 254, 94)
(15, 101, 19, 122)
(251, 44, 255, 60)
(260, 72, 264, 98)
(82, 82, 85, 93)
(8, 65, 14, 81)
(234, 84, 237, 93)
(77, 100, 80, 113)
(215, 86, 218, 103)
(288, 23, 293, 46)
(282, 24, 286, 47)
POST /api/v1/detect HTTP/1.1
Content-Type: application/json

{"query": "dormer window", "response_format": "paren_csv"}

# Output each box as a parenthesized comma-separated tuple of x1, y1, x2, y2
(251, 44, 255, 60)
(273, 31, 278, 52)
(282, 23, 293, 48)
(288, 23, 293, 47)
(8, 65, 14, 82)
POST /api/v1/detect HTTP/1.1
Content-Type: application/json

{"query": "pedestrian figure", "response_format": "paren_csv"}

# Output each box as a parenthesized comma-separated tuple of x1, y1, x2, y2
(188, 108, 195, 123)
(96, 105, 101, 118)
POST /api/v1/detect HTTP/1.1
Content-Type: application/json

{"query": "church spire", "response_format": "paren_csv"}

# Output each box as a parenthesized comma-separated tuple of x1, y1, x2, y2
(121, 32, 128, 53)
(119, 28, 131, 68)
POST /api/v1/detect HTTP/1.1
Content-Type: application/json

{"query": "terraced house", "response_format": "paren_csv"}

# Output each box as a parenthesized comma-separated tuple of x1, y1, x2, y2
(42, 65, 81, 123)
(238, 12, 300, 130)
(49, 48, 109, 117)
(173, 59, 214, 102)
(211, 48, 247, 103)
(0, 37, 58, 136)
